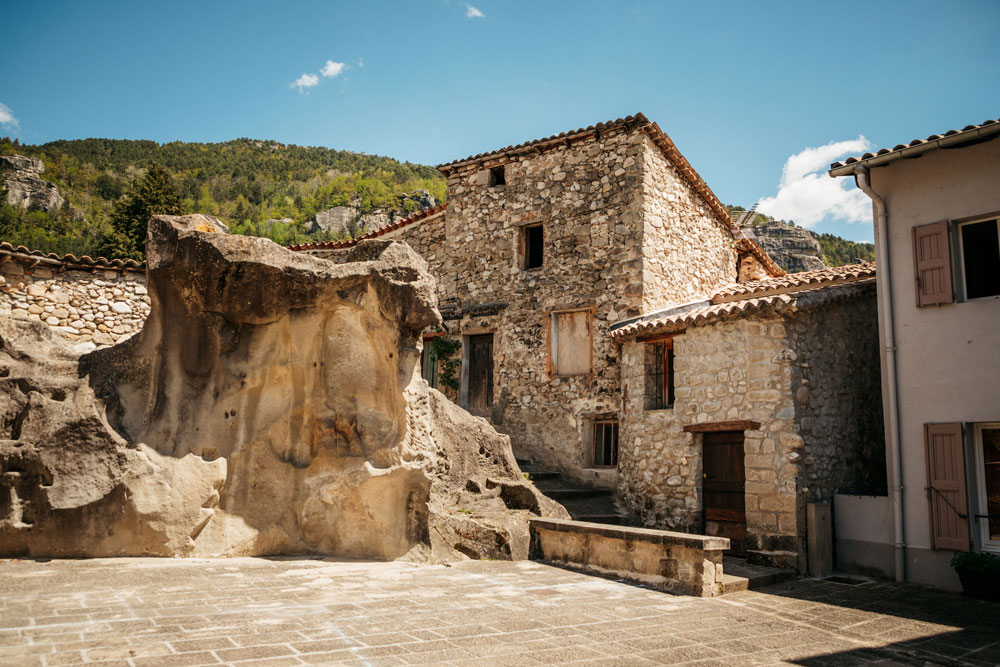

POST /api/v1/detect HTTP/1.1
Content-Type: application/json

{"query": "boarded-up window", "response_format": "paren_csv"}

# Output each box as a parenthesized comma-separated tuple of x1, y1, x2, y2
(551, 310, 591, 376)
(925, 422, 969, 551)
(912, 221, 954, 307)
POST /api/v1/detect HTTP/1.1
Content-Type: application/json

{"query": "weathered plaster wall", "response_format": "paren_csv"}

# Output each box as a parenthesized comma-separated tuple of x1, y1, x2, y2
(638, 133, 736, 313)
(0, 260, 148, 348)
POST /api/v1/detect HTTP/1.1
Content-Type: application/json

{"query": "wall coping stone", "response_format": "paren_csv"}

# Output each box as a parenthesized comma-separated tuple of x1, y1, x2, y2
(530, 517, 730, 551)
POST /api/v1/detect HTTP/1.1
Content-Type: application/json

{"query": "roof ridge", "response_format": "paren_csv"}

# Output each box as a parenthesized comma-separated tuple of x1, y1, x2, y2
(711, 261, 876, 303)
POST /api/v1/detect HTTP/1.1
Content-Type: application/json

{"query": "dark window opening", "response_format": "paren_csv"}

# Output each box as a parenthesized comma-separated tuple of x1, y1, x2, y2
(489, 165, 506, 187)
(645, 339, 675, 410)
(961, 219, 1000, 300)
(593, 420, 619, 468)
(524, 224, 543, 269)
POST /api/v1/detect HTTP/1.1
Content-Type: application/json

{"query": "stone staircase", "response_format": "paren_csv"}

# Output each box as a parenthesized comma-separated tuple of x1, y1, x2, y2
(721, 556, 797, 593)
(517, 458, 639, 526)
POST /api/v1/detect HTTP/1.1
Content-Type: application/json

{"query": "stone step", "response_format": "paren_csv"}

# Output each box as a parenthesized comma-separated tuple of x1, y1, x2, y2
(540, 488, 610, 501)
(573, 514, 635, 526)
(515, 457, 533, 468)
(521, 469, 560, 481)
(721, 557, 797, 594)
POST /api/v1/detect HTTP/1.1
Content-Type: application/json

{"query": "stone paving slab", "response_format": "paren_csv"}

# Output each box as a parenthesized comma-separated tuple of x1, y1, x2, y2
(1, 557, 998, 666)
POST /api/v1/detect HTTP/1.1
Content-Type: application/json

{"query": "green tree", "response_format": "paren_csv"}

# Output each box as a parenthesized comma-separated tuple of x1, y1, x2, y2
(99, 164, 181, 259)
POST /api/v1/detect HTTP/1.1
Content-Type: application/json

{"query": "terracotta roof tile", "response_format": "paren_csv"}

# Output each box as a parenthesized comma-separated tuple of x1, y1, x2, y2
(436, 113, 733, 230)
(829, 118, 1000, 174)
(609, 262, 876, 340)
(288, 204, 448, 252)
(712, 261, 875, 302)
(0, 241, 145, 273)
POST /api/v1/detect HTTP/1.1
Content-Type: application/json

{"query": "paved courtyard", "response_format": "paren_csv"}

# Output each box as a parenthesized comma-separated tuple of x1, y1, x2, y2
(1, 557, 998, 667)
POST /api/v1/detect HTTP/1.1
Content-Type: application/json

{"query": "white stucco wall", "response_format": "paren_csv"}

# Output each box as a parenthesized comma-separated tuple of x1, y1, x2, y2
(868, 137, 1000, 588)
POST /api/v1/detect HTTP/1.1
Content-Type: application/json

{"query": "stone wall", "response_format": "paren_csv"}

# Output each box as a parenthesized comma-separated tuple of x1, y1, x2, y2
(790, 294, 886, 498)
(617, 285, 881, 569)
(639, 133, 735, 313)
(0, 256, 148, 349)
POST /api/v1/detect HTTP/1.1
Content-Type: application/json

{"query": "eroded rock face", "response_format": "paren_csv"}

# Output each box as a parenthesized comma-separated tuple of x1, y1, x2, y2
(749, 220, 826, 273)
(1, 154, 65, 213)
(0, 214, 565, 560)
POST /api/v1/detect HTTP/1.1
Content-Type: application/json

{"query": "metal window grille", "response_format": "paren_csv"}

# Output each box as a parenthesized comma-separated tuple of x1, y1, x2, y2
(647, 341, 674, 410)
(593, 420, 619, 468)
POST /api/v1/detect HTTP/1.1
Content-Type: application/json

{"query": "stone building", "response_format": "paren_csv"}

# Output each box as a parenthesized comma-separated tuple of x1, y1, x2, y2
(294, 114, 784, 490)
(610, 263, 884, 569)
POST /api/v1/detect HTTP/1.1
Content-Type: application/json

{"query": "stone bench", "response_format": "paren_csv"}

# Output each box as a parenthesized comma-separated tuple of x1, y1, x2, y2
(529, 518, 730, 597)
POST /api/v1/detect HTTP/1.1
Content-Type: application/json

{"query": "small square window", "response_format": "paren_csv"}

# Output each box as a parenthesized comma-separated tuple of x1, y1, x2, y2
(524, 224, 543, 270)
(959, 218, 1000, 300)
(489, 165, 506, 187)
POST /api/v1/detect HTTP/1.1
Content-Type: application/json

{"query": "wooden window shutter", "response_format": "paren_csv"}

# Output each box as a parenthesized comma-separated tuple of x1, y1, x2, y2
(912, 221, 954, 307)
(924, 423, 969, 551)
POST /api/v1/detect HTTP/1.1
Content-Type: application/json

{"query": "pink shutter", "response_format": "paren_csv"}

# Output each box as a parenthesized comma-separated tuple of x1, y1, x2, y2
(912, 221, 953, 307)
(925, 423, 969, 551)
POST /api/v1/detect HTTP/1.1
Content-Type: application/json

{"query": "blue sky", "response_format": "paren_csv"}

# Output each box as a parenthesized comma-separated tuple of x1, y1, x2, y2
(2, 0, 998, 242)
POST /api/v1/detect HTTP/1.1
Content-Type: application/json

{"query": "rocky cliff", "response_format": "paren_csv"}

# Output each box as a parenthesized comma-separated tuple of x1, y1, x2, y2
(0, 214, 565, 561)
(748, 220, 826, 273)
(311, 189, 439, 236)
(1, 154, 65, 213)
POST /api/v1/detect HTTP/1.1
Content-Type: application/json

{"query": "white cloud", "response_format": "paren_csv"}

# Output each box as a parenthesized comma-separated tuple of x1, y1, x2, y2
(320, 60, 346, 78)
(0, 102, 18, 129)
(290, 73, 320, 93)
(756, 136, 874, 227)
(466, 4, 484, 18)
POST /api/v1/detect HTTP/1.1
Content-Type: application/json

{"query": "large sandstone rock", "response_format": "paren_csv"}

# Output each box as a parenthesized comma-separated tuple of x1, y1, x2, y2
(1, 153, 65, 213)
(0, 214, 565, 560)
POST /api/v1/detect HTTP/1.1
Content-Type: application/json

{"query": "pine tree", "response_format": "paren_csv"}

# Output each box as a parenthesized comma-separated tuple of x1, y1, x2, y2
(98, 164, 181, 260)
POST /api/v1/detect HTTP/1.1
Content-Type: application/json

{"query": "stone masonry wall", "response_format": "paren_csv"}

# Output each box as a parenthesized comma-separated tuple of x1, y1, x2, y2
(790, 292, 886, 498)
(0, 260, 149, 348)
(619, 317, 800, 560)
(639, 133, 736, 313)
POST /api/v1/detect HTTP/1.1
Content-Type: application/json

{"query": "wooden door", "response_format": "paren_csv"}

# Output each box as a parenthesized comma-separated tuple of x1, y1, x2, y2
(468, 334, 493, 419)
(703, 431, 746, 555)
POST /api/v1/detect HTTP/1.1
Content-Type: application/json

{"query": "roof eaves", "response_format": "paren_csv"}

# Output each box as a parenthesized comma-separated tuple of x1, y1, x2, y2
(829, 118, 1000, 177)
(0, 241, 146, 273)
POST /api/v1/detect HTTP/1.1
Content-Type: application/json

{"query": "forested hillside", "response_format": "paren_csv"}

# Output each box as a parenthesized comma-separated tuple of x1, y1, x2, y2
(0, 137, 446, 258)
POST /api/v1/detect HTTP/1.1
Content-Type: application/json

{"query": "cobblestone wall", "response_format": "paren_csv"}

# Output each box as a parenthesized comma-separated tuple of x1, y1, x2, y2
(0, 261, 149, 348)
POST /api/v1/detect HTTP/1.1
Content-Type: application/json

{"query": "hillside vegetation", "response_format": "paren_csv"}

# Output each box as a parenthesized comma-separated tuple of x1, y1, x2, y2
(0, 137, 446, 258)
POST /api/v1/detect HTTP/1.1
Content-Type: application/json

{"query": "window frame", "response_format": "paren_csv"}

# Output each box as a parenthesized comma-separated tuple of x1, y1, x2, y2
(641, 334, 677, 411)
(522, 223, 544, 271)
(972, 422, 1000, 554)
(956, 215, 1000, 302)
(590, 419, 619, 469)
(547, 306, 595, 378)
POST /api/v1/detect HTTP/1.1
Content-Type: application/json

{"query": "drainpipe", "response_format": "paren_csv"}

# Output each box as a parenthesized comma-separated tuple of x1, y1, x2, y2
(854, 165, 906, 583)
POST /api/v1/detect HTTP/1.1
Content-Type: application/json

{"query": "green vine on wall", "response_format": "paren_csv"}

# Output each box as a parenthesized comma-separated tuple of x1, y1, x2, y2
(431, 337, 462, 392)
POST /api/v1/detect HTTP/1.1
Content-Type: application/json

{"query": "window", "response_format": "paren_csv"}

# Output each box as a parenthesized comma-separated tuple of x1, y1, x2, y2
(644, 337, 676, 410)
(420, 336, 439, 389)
(488, 165, 506, 187)
(913, 216, 1000, 306)
(958, 218, 1000, 300)
(592, 420, 619, 468)
(523, 224, 543, 270)
(550, 309, 592, 376)
(973, 423, 1000, 552)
